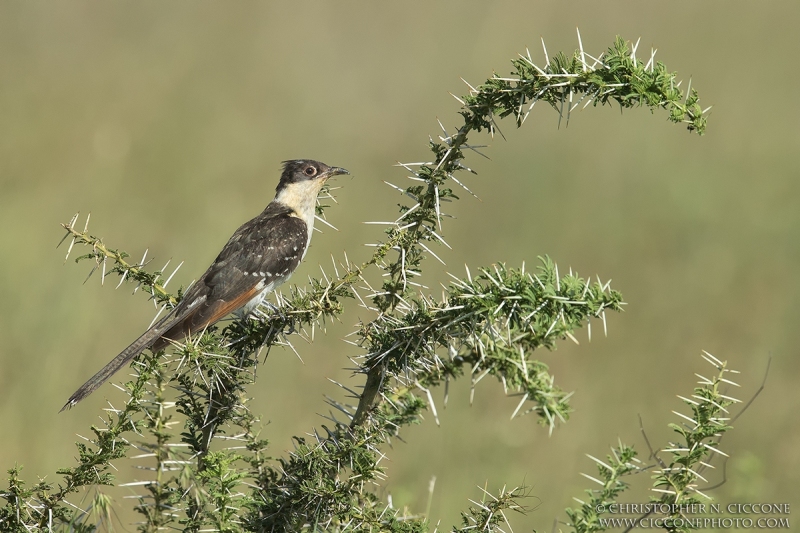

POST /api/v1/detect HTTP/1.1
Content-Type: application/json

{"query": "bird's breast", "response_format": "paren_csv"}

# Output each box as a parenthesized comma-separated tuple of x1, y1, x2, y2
(236, 275, 288, 317)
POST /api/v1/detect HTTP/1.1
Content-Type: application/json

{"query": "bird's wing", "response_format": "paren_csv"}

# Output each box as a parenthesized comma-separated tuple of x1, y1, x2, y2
(156, 207, 309, 344)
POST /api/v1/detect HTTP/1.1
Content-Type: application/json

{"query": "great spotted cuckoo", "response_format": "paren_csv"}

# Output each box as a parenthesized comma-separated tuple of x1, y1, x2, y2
(61, 159, 349, 411)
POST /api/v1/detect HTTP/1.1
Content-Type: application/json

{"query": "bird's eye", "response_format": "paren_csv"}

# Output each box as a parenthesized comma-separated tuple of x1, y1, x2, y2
(304, 166, 317, 177)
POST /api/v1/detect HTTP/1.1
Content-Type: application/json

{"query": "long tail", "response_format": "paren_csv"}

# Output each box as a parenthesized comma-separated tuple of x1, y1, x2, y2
(60, 310, 183, 412)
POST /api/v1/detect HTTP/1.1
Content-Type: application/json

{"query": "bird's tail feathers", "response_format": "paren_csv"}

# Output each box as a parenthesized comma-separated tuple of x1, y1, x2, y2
(60, 310, 182, 412)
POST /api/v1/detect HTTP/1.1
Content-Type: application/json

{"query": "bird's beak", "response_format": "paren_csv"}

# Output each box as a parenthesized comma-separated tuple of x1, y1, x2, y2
(325, 166, 350, 178)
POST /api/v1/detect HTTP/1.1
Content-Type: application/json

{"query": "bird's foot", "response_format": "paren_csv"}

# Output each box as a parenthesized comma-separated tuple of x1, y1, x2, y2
(257, 302, 296, 336)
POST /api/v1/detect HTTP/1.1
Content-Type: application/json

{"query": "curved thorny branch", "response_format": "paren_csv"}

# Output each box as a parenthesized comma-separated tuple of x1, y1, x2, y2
(3, 34, 712, 533)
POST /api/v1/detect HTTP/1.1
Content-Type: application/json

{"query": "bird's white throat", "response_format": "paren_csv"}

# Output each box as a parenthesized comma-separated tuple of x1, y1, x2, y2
(273, 178, 326, 256)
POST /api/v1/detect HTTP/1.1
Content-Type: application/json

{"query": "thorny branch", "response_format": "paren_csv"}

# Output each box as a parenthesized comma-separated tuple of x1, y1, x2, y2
(3, 33, 715, 533)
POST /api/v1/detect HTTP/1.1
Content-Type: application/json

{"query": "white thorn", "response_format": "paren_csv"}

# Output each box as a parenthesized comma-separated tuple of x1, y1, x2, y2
(541, 36, 549, 66)
(576, 28, 586, 72)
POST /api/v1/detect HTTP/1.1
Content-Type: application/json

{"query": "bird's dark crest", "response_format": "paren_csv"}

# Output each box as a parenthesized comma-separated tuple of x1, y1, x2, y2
(278, 159, 329, 191)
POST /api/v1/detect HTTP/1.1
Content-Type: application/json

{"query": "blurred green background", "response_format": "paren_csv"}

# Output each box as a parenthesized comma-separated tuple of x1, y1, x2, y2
(1, 2, 798, 531)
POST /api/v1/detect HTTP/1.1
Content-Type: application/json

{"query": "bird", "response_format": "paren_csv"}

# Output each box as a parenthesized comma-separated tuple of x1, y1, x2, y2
(61, 159, 349, 411)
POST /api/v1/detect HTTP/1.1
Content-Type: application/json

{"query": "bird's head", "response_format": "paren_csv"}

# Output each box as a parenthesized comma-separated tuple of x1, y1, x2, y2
(273, 159, 350, 214)
(276, 159, 350, 193)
